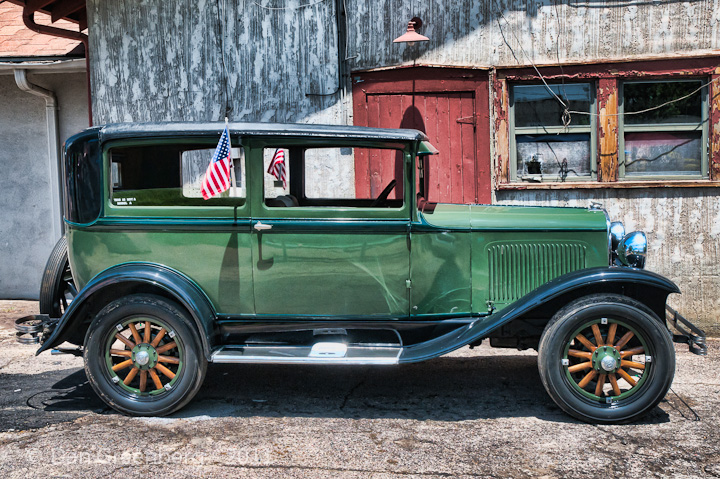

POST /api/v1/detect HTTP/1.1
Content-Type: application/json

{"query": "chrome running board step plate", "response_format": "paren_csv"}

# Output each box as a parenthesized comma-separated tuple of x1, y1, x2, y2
(211, 342, 401, 365)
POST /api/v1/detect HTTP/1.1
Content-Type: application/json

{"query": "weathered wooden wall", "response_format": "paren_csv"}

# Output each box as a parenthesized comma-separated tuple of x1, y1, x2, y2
(346, 0, 720, 70)
(87, 0, 346, 124)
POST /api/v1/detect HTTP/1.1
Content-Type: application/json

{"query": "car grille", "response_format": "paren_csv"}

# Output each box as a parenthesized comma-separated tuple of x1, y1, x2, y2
(488, 242, 587, 303)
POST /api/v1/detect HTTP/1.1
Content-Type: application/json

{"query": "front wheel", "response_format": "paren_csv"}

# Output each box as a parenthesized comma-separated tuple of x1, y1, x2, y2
(538, 294, 675, 424)
(84, 294, 207, 416)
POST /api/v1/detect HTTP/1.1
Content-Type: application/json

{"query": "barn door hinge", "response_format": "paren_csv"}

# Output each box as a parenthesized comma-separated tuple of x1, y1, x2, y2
(406, 279, 412, 289)
(456, 115, 477, 125)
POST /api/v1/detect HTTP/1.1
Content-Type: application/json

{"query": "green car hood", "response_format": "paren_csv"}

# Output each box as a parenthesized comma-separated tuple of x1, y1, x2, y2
(419, 203, 608, 231)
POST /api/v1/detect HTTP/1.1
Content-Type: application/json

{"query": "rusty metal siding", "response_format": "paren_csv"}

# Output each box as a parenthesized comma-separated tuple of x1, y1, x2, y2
(345, 0, 720, 70)
(87, 0, 344, 124)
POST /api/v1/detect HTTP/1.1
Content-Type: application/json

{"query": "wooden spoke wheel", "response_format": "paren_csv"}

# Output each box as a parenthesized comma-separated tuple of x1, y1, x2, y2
(105, 318, 184, 396)
(84, 294, 207, 416)
(564, 319, 649, 402)
(538, 294, 675, 424)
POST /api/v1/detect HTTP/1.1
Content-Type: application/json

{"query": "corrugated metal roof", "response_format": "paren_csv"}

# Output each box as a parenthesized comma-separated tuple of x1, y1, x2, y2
(0, 2, 82, 58)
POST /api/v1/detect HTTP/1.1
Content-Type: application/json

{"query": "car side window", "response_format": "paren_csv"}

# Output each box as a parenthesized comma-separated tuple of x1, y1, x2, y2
(110, 143, 245, 207)
(262, 146, 405, 208)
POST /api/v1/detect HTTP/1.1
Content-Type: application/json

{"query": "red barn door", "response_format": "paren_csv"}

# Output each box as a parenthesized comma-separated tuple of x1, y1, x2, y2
(352, 67, 491, 204)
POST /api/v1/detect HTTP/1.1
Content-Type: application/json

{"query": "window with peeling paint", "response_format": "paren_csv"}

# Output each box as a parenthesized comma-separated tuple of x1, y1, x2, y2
(620, 80, 708, 179)
(510, 83, 596, 183)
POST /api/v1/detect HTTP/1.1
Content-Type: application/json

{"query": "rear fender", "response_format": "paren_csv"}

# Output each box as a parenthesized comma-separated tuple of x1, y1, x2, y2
(36, 262, 217, 359)
(400, 267, 679, 363)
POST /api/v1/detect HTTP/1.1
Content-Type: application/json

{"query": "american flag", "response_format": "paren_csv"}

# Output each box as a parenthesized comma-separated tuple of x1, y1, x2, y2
(267, 148, 287, 189)
(201, 126, 232, 200)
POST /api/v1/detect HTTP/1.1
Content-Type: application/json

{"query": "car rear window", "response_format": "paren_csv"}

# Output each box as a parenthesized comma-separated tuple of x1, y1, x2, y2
(109, 143, 245, 207)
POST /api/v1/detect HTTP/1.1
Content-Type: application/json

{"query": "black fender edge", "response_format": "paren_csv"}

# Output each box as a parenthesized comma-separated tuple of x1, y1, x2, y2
(400, 267, 680, 363)
(36, 262, 217, 360)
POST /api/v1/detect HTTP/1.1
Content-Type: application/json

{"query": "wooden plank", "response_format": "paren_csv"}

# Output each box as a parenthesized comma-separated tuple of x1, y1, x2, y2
(710, 73, 720, 181)
(493, 77, 510, 185)
(474, 78, 492, 203)
(352, 87, 370, 199)
(597, 78, 619, 182)
(448, 93, 464, 204)
(459, 92, 477, 204)
(496, 179, 720, 190)
(436, 94, 452, 202)
(366, 94, 381, 197)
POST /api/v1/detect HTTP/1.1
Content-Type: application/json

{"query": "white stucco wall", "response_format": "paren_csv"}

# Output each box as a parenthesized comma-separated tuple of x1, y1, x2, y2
(0, 71, 88, 299)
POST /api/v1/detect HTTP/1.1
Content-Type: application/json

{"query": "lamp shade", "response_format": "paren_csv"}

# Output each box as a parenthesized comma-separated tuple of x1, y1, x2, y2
(393, 20, 429, 44)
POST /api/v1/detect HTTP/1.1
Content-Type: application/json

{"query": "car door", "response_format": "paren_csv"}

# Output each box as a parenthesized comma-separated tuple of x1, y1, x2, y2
(248, 140, 411, 318)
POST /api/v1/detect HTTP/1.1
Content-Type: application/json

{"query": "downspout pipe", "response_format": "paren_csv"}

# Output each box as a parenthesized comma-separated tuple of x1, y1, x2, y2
(22, 8, 92, 126)
(14, 69, 63, 239)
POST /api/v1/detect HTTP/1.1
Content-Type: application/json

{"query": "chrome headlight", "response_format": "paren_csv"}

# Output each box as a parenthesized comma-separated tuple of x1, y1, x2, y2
(617, 231, 647, 269)
(609, 222, 625, 250)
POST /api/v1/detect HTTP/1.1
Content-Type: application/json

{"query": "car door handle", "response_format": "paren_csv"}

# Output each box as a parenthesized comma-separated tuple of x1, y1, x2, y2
(253, 222, 273, 231)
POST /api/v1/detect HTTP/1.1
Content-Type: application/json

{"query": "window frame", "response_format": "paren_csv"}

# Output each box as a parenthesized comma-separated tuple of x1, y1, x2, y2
(619, 78, 709, 180)
(103, 137, 250, 218)
(509, 81, 598, 183)
(247, 137, 413, 221)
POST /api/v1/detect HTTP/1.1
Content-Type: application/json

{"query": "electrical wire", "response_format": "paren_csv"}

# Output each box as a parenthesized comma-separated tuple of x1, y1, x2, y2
(494, 2, 719, 127)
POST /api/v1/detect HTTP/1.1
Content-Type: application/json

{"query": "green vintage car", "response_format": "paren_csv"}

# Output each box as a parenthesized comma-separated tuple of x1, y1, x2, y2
(17, 122, 706, 423)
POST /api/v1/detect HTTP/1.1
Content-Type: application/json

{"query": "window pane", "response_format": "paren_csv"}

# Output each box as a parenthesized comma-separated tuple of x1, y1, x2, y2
(624, 81, 702, 125)
(513, 84, 591, 127)
(624, 131, 702, 176)
(111, 144, 245, 206)
(263, 147, 404, 208)
(516, 134, 592, 180)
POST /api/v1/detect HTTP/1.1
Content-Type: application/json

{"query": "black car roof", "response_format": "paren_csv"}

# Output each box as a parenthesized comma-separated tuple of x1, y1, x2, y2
(95, 122, 429, 142)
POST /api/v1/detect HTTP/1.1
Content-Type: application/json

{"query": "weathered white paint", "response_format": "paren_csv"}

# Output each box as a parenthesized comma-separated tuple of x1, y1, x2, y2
(87, 0, 346, 125)
(346, 0, 720, 70)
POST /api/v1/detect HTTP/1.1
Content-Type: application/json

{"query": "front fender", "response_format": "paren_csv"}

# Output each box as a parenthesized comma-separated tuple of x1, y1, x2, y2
(36, 262, 217, 359)
(400, 267, 679, 363)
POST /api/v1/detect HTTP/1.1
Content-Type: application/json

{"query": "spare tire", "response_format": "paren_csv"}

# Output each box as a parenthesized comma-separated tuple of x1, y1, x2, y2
(39, 235, 77, 318)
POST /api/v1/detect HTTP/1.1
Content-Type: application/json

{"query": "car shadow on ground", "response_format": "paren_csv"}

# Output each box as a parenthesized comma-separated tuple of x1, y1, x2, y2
(2, 354, 673, 429)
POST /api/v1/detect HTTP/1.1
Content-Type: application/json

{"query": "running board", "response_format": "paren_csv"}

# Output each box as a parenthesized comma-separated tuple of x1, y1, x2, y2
(211, 342, 401, 365)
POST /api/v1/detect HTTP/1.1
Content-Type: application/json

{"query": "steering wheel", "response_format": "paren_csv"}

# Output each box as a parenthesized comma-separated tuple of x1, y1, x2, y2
(371, 179, 397, 207)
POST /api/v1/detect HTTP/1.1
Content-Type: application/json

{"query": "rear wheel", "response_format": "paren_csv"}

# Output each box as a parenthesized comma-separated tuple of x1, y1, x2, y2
(84, 294, 207, 416)
(39, 236, 77, 318)
(538, 294, 675, 424)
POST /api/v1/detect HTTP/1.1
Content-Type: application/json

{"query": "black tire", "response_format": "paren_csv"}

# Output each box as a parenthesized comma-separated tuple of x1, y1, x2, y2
(84, 294, 207, 416)
(538, 294, 675, 424)
(39, 235, 77, 318)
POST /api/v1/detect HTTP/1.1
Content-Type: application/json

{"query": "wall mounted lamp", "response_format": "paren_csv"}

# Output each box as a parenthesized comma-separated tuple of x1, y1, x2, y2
(393, 17, 429, 46)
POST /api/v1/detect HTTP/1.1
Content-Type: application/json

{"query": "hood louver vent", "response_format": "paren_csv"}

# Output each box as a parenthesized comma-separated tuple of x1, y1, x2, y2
(488, 242, 587, 304)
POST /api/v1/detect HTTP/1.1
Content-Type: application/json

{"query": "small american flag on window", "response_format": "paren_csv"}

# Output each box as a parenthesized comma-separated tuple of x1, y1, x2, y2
(267, 148, 287, 189)
(201, 126, 232, 200)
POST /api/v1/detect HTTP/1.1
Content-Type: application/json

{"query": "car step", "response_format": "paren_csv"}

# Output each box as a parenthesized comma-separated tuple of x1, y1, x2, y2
(211, 342, 401, 365)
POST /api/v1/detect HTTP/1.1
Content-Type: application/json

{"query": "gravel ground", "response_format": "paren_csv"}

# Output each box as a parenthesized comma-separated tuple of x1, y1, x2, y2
(0, 301, 718, 478)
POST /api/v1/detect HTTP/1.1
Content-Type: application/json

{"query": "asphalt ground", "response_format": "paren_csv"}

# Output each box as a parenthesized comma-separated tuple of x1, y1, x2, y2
(0, 300, 718, 478)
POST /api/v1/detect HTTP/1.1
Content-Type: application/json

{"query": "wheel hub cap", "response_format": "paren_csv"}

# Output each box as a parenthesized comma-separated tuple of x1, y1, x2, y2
(600, 355, 617, 372)
(592, 346, 622, 373)
(131, 344, 158, 370)
(135, 350, 150, 366)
